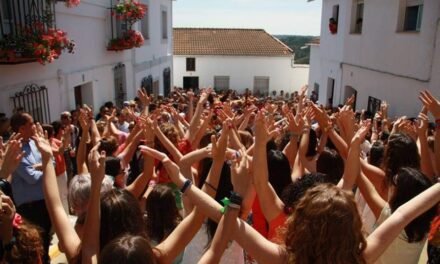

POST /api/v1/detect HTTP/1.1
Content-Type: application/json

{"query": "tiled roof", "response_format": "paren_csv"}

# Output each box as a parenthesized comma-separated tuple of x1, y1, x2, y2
(173, 28, 293, 57)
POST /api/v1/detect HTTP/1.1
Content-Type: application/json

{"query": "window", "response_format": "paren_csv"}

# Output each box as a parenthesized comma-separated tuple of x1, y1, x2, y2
(116, 19, 128, 38)
(114, 63, 127, 107)
(141, 75, 153, 95)
(214, 76, 230, 92)
(329, 5, 339, 34)
(253, 77, 270, 97)
(161, 10, 168, 39)
(0, 0, 12, 38)
(367, 96, 382, 116)
(186, 58, 196, 71)
(351, 0, 364, 34)
(141, 0, 149, 40)
(403, 0, 423, 32)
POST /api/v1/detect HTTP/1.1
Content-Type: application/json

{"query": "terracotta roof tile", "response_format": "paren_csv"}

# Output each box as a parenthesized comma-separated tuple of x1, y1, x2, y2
(173, 28, 293, 57)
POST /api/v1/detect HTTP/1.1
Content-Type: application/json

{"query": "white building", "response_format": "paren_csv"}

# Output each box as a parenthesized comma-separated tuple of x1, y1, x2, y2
(0, 0, 174, 123)
(173, 28, 309, 95)
(308, 0, 440, 118)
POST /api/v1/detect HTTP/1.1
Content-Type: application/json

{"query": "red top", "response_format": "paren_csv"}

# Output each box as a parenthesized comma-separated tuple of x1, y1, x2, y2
(157, 139, 192, 183)
(268, 211, 288, 244)
(50, 138, 66, 176)
(252, 197, 269, 238)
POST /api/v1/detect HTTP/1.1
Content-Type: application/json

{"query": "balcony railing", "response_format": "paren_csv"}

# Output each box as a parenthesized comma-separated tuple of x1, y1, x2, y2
(0, 0, 77, 65)
(0, 0, 57, 64)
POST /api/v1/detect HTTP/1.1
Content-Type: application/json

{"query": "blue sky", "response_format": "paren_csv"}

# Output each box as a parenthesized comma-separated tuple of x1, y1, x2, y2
(173, 0, 323, 36)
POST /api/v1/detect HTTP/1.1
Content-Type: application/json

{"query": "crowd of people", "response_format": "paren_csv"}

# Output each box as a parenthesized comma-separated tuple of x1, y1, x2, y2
(0, 85, 439, 264)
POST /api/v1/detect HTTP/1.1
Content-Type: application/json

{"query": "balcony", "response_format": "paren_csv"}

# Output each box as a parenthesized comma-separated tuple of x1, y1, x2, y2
(107, 0, 147, 51)
(0, 0, 76, 65)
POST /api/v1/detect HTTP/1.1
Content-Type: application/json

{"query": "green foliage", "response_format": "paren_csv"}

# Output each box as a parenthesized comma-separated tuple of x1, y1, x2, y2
(275, 35, 317, 65)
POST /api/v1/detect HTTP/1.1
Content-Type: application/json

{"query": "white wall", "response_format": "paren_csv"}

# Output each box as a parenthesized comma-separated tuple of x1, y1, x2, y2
(311, 0, 440, 113)
(0, 0, 173, 119)
(173, 55, 309, 94)
(343, 0, 440, 81)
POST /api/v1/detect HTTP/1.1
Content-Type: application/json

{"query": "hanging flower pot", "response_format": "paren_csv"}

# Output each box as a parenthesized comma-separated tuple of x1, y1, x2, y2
(0, 22, 75, 65)
(111, 0, 147, 25)
(107, 30, 144, 51)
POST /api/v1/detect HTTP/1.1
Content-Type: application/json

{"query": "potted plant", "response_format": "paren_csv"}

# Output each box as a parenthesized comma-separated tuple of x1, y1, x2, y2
(107, 0, 147, 51)
(0, 22, 75, 65)
(107, 30, 144, 51)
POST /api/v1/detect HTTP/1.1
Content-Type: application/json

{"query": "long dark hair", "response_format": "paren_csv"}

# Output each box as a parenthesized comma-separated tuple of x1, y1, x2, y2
(100, 189, 148, 249)
(383, 134, 420, 185)
(267, 149, 291, 197)
(100, 235, 157, 264)
(197, 158, 233, 248)
(145, 185, 182, 243)
(389, 167, 437, 242)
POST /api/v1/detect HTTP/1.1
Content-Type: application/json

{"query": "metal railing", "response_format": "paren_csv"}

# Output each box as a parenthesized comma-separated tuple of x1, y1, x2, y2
(11, 84, 51, 124)
(0, 0, 56, 39)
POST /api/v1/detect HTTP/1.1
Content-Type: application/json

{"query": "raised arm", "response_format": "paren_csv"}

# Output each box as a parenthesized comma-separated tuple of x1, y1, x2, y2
(283, 112, 303, 168)
(338, 120, 370, 191)
(419, 90, 440, 177)
(125, 126, 154, 199)
(33, 125, 80, 262)
(187, 90, 209, 143)
(151, 118, 183, 162)
(416, 111, 435, 179)
(253, 111, 285, 222)
(141, 146, 285, 264)
(364, 183, 440, 263)
(81, 144, 106, 264)
(199, 148, 250, 264)
(77, 110, 90, 175)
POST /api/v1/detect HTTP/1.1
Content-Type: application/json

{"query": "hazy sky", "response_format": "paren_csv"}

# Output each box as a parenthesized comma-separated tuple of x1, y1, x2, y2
(173, 0, 323, 36)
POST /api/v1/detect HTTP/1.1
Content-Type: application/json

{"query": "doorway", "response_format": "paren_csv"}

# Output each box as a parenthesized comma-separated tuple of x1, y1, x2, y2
(327, 77, 335, 108)
(344, 86, 357, 110)
(183, 77, 199, 92)
(74, 82, 94, 108)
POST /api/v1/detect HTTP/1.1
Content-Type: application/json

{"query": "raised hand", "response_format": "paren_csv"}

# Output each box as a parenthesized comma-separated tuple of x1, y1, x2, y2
(311, 103, 331, 129)
(0, 137, 25, 178)
(31, 123, 53, 160)
(138, 87, 151, 106)
(255, 111, 277, 144)
(299, 85, 308, 98)
(352, 120, 371, 144)
(287, 112, 304, 135)
(415, 112, 429, 136)
(419, 90, 440, 119)
(230, 149, 250, 197)
(87, 143, 106, 184)
(139, 146, 180, 183)
(345, 95, 355, 108)
(187, 89, 195, 101)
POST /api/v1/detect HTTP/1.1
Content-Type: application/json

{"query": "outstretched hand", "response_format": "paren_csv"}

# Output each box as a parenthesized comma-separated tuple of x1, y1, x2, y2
(139, 146, 181, 184)
(88, 143, 106, 184)
(352, 120, 371, 144)
(230, 149, 250, 197)
(31, 123, 53, 160)
(255, 111, 278, 144)
(0, 135, 25, 178)
(419, 90, 440, 119)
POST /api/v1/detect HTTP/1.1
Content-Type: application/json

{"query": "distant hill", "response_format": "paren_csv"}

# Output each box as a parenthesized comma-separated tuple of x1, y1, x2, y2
(275, 35, 317, 65)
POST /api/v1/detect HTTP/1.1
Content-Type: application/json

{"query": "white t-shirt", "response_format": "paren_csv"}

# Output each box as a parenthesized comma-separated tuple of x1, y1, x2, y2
(374, 205, 426, 264)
